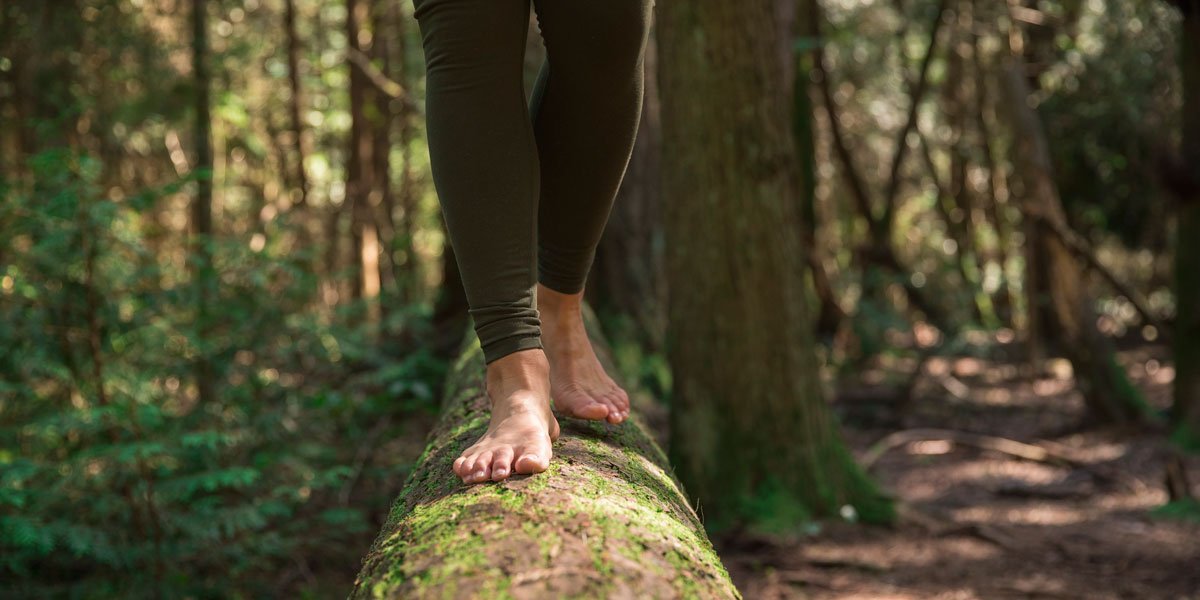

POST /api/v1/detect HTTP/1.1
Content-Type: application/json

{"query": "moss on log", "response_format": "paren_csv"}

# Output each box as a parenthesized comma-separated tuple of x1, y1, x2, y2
(349, 322, 740, 599)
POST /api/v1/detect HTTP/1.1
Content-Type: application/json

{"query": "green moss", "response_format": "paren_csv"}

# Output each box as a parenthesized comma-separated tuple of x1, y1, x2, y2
(521, 520, 560, 565)
(443, 415, 489, 441)
(1170, 422, 1200, 454)
(523, 460, 560, 494)
(1150, 499, 1200, 523)
(1106, 352, 1155, 422)
(739, 476, 813, 533)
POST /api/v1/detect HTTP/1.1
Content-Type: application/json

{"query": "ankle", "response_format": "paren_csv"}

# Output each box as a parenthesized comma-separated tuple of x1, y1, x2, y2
(536, 283, 584, 314)
(486, 348, 550, 395)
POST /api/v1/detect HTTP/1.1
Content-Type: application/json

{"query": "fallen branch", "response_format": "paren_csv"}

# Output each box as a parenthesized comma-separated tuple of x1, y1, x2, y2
(860, 427, 1081, 470)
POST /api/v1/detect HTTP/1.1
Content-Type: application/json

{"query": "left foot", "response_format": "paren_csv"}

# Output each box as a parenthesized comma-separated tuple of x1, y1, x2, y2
(537, 283, 631, 424)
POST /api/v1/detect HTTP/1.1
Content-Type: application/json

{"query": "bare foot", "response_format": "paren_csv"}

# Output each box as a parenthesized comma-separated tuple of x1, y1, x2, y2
(537, 283, 631, 425)
(453, 349, 559, 484)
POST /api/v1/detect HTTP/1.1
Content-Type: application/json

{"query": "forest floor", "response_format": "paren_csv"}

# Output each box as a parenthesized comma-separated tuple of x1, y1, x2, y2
(721, 340, 1200, 599)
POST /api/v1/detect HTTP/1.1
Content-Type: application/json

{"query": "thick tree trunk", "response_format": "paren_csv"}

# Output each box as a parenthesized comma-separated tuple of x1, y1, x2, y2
(999, 64, 1150, 426)
(349, 315, 739, 599)
(657, 0, 891, 531)
(1171, 0, 1200, 448)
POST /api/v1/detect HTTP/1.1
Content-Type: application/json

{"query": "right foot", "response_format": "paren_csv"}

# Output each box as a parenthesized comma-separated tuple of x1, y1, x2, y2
(453, 349, 559, 484)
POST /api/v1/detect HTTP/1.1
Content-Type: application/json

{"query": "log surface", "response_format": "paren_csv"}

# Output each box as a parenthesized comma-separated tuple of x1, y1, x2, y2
(350, 324, 739, 599)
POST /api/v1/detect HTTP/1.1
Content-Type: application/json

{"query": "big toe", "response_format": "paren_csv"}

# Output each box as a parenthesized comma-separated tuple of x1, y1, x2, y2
(514, 450, 550, 475)
(557, 391, 610, 421)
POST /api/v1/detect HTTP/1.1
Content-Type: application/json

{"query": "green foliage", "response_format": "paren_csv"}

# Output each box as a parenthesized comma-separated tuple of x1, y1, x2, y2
(1150, 499, 1200, 523)
(1170, 422, 1200, 453)
(1039, 1, 1181, 247)
(0, 150, 445, 597)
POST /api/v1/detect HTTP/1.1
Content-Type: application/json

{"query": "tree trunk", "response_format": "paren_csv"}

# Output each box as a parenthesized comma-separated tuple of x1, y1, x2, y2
(1171, 0, 1200, 448)
(370, 0, 396, 323)
(283, 0, 310, 210)
(794, 1, 845, 339)
(657, 0, 891, 531)
(432, 218, 469, 359)
(346, 0, 383, 322)
(999, 64, 1150, 426)
(191, 0, 215, 405)
(392, 0, 420, 304)
(349, 314, 740, 599)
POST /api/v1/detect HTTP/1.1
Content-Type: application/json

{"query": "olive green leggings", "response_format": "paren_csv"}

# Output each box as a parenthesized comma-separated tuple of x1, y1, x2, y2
(412, 0, 653, 364)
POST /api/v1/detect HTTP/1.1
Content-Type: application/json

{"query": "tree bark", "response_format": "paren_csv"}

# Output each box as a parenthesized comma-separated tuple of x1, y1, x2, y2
(657, 0, 891, 531)
(999, 63, 1150, 426)
(349, 314, 740, 599)
(1170, 0, 1200, 447)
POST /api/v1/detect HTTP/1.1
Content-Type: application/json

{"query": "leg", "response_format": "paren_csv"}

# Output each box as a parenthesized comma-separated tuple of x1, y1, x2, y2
(529, 0, 654, 424)
(413, 0, 555, 482)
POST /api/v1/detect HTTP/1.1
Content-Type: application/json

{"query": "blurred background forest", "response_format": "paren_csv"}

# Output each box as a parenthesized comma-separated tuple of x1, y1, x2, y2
(2, 0, 1198, 597)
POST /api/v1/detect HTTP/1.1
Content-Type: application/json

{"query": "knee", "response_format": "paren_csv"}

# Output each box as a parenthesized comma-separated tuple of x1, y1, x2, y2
(540, 0, 653, 71)
(414, 0, 527, 77)
(596, 0, 653, 66)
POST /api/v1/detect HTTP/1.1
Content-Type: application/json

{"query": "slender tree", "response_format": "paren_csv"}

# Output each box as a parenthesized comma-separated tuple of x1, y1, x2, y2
(192, 0, 214, 404)
(283, 0, 311, 209)
(999, 64, 1150, 425)
(1168, 0, 1200, 447)
(793, 0, 845, 338)
(657, 0, 891, 531)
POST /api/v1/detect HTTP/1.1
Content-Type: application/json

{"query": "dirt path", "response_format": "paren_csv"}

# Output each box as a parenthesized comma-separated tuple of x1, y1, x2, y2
(724, 344, 1200, 599)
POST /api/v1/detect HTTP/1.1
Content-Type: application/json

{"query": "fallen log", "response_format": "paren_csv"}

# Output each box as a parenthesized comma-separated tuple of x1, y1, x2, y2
(350, 320, 740, 599)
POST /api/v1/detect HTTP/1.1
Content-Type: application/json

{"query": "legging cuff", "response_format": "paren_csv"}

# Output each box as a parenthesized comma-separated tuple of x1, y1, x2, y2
(538, 247, 595, 295)
(480, 334, 544, 365)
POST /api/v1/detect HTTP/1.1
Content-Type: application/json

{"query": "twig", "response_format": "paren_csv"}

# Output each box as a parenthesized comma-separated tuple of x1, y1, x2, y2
(860, 427, 1080, 470)
(346, 47, 413, 106)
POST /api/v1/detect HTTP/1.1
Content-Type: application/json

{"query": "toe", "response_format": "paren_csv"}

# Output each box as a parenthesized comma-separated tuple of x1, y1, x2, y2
(559, 391, 609, 421)
(459, 453, 481, 483)
(453, 455, 468, 478)
(491, 448, 515, 481)
(471, 451, 493, 483)
(601, 393, 625, 424)
(613, 388, 631, 413)
(514, 451, 550, 475)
